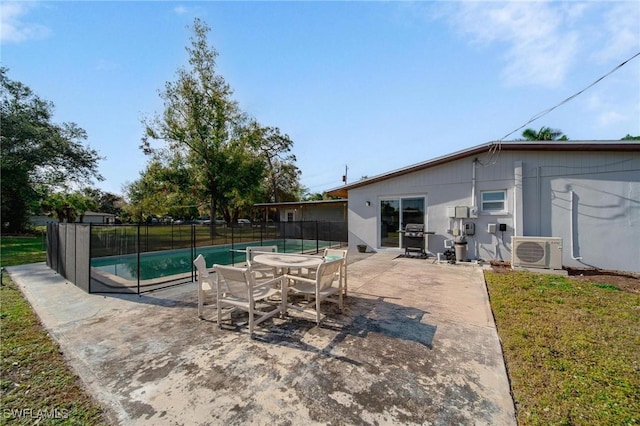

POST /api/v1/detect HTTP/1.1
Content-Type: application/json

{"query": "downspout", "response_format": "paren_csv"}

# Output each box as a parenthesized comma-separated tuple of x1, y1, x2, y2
(513, 161, 523, 237)
(471, 159, 478, 258)
(537, 166, 542, 235)
(471, 159, 477, 208)
(570, 190, 582, 260)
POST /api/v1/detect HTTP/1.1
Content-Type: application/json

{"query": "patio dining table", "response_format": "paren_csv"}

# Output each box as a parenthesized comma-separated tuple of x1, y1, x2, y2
(252, 253, 323, 275)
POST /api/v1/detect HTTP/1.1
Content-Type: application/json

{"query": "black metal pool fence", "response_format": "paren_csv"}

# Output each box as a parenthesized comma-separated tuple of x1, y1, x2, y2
(46, 221, 347, 294)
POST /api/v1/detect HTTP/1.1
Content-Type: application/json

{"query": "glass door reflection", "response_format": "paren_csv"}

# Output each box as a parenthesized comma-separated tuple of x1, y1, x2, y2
(380, 200, 400, 248)
(379, 197, 425, 249)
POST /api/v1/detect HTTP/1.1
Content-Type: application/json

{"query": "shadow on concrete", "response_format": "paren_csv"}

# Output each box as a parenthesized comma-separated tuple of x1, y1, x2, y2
(99, 289, 198, 309)
(244, 295, 437, 366)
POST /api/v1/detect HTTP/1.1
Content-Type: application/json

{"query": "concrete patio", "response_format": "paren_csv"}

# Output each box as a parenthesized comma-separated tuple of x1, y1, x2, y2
(7, 252, 516, 425)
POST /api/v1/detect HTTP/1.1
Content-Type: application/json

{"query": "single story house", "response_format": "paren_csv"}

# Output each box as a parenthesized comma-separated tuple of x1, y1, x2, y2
(253, 199, 349, 244)
(29, 215, 60, 227)
(81, 211, 116, 224)
(254, 199, 348, 223)
(29, 211, 116, 226)
(326, 140, 640, 273)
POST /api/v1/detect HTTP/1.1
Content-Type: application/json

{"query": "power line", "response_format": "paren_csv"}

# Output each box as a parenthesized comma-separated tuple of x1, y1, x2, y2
(498, 50, 640, 143)
(476, 50, 640, 167)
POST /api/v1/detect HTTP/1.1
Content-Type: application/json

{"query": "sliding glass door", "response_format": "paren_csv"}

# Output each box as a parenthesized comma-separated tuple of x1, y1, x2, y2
(380, 200, 400, 248)
(379, 197, 425, 248)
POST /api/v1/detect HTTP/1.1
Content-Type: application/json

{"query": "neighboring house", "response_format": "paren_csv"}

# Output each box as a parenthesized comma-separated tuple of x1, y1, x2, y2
(30, 211, 116, 226)
(325, 140, 640, 273)
(254, 199, 348, 223)
(81, 211, 116, 224)
(254, 199, 349, 244)
(29, 215, 59, 227)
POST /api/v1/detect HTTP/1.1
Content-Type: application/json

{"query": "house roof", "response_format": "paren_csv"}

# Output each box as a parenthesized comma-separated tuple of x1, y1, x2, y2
(254, 199, 348, 208)
(325, 140, 640, 198)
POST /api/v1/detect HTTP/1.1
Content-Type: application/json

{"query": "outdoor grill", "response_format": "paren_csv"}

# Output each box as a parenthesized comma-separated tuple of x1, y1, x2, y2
(403, 223, 427, 258)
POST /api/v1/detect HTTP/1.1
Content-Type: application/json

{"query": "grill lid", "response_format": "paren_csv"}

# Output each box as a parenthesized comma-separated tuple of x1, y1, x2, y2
(405, 223, 424, 232)
(404, 223, 425, 237)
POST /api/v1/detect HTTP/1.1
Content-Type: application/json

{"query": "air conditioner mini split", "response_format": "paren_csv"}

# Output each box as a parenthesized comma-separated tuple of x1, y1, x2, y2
(511, 237, 563, 270)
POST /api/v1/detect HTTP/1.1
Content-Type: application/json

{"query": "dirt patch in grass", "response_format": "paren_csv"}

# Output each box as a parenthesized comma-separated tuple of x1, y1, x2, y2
(489, 260, 640, 294)
(565, 267, 640, 294)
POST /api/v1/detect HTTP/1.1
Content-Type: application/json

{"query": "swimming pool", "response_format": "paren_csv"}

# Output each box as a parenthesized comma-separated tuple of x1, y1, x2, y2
(90, 239, 333, 281)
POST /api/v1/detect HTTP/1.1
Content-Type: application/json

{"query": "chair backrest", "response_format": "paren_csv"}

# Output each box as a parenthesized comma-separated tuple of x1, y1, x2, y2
(214, 264, 252, 299)
(315, 259, 343, 291)
(246, 245, 278, 265)
(323, 248, 347, 262)
(193, 254, 209, 279)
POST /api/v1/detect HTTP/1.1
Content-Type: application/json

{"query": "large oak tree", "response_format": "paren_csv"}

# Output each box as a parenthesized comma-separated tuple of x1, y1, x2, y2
(140, 19, 299, 231)
(0, 68, 102, 233)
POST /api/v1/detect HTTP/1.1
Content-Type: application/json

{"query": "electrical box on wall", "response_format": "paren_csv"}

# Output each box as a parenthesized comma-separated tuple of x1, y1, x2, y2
(469, 206, 478, 218)
(464, 222, 475, 235)
(446, 206, 456, 218)
(455, 206, 469, 218)
(487, 223, 497, 234)
(499, 223, 507, 232)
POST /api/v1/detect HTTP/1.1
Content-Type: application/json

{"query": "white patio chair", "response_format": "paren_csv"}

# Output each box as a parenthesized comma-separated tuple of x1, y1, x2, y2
(246, 245, 279, 279)
(284, 258, 344, 325)
(323, 247, 348, 296)
(214, 264, 285, 336)
(194, 254, 215, 320)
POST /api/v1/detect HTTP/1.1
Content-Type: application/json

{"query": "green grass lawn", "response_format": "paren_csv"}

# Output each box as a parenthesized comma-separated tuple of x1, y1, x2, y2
(485, 270, 640, 425)
(0, 236, 47, 267)
(1, 236, 108, 424)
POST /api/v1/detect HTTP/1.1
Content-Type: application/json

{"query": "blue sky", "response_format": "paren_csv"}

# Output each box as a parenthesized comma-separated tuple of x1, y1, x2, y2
(2, 1, 639, 197)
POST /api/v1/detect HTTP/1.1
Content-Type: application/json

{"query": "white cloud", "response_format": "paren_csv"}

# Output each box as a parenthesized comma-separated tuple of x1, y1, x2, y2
(597, 110, 625, 126)
(586, 89, 637, 131)
(593, 2, 640, 63)
(173, 6, 190, 16)
(0, 2, 50, 44)
(443, 1, 588, 88)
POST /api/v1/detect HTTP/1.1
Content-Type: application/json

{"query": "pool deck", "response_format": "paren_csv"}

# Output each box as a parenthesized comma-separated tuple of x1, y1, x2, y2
(7, 251, 516, 425)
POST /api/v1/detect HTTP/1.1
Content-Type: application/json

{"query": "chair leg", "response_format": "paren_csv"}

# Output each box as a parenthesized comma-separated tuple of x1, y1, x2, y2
(316, 297, 321, 325)
(344, 266, 348, 296)
(248, 300, 255, 336)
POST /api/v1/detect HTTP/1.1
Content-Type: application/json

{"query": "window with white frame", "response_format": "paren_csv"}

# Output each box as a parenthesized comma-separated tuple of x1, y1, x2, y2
(481, 190, 507, 213)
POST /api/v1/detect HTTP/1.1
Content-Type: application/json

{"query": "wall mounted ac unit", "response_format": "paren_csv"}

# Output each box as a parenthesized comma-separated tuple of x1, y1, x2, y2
(511, 237, 563, 270)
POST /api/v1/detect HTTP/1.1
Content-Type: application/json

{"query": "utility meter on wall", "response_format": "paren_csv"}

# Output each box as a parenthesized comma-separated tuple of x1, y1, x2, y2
(464, 222, 475, 235)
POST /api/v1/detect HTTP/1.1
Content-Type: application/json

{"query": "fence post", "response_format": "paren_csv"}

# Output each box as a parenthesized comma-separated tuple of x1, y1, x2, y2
(300, 220, 303, 253)
(283, 222, 287, 253)
(89, 223, 92, 293)
(191, 224, 195, 282)
(137, 223, 141, 294)
(231, 225, 235, 265)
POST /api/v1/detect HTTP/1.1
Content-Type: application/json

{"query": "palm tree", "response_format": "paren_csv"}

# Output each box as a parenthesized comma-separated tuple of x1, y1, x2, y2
(521, 126, 568, 141)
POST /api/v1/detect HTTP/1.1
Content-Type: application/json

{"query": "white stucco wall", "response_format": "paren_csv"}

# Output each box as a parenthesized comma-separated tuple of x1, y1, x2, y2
(345, 148, 640, 272)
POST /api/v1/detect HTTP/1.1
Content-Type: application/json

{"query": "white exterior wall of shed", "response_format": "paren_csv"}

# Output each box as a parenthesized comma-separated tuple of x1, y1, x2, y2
(278, 204, 346, 222)
(346, 149, 640, 272)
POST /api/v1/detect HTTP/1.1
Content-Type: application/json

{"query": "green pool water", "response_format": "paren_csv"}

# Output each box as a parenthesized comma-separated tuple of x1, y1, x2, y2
(91, 239, 332, 281)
